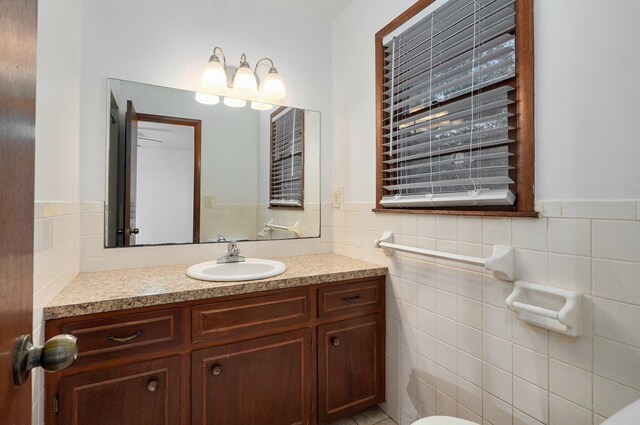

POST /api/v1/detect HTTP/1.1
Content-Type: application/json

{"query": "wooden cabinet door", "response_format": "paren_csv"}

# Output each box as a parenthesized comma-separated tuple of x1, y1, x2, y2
(318, 315, 385, 422)
(192, 329, 313, 425)
(57, 356, 181, 425)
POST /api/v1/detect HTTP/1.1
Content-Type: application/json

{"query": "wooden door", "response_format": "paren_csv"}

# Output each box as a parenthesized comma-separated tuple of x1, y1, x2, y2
(317, 315, 385, 422)
(0, 0, 37, 423)
(192, 329, 314, 425)
(57, 356, 181, 425)
(124, 100, 138, 246)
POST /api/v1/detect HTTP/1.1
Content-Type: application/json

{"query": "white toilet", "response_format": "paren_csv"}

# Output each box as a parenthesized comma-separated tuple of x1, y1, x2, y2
(411, 398, 640, 425)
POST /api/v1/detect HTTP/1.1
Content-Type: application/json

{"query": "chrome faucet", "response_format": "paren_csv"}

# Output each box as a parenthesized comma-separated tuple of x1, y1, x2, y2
(216, 235, 245, 263)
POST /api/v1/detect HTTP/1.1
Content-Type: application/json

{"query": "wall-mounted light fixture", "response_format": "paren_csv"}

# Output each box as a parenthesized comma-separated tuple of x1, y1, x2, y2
(196, 46, 286, 110)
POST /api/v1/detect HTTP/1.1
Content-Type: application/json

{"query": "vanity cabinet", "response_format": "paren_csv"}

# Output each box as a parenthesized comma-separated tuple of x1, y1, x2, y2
(45, 276, 385, 425)
(57, 356, 181, 425)
(192, 329, 314, 425)
(318, 315, 384, 422)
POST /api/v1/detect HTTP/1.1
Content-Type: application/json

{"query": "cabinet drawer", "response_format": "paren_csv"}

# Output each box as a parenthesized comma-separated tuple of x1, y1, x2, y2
(318, 279, 383, 319)
(192, 290, 311, 344)
(60, 308, 182, 364)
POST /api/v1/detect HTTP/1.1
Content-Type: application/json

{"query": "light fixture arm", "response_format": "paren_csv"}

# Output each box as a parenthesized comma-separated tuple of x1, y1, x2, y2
(254, 57, 276, 74)
(210, 46, 226, 68)
(239, 53, 250, 68)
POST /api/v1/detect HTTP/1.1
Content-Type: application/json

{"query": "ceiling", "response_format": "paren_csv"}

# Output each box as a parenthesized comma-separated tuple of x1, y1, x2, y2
(259, 0, 354, 20)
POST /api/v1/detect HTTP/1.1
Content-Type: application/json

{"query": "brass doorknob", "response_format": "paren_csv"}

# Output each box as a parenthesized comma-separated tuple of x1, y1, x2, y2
(147, 380, 160, 392)
(211, 365, 222, 376)
(13, 334, 78, 386)
(332, 337, 340, 347)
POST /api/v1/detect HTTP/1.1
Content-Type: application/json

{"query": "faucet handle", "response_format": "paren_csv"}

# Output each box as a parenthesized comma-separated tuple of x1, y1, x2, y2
(216, 234, 227, 243)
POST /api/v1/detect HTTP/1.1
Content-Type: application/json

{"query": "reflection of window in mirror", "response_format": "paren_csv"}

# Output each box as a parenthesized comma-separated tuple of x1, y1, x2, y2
(269, 107, 304, 209)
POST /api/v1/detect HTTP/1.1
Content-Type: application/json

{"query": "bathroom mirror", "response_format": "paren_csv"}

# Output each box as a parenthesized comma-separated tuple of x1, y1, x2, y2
(105, 79, 320, 248)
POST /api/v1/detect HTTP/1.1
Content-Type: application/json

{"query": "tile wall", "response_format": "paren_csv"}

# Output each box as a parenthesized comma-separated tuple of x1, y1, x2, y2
(333, 200, 640, 425)
(79, 202, 332, 272)
(32, 202, 81, 424)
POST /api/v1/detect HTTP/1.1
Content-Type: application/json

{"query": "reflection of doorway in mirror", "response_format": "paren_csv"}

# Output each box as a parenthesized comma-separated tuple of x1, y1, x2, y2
(134, 115, 201, 245)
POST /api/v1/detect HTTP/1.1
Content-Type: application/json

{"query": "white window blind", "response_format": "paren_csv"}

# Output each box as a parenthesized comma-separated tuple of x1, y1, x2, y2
(380, 0, 517, 208)
(270, 107, 304, 207)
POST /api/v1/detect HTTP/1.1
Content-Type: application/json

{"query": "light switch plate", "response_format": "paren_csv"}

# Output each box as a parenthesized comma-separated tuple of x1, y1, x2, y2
(332, 186, 343, 209)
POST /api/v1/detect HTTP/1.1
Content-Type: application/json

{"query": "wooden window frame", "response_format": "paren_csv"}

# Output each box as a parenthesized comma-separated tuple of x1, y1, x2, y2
(269, 106, 305, 210)
(374, 0, 536, 217)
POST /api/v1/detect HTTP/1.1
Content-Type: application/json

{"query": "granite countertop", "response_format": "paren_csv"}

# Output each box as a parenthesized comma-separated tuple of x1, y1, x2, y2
(43, 254, 387, 320)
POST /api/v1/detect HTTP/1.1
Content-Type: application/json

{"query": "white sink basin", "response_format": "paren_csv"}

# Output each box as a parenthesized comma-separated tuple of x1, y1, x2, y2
(186, 258, 287, 282)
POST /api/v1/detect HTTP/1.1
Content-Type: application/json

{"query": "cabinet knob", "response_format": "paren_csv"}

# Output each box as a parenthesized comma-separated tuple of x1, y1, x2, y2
(331, 337, 340, 347)
(211, 365, 222, 376)
(147, 380, 159, 392)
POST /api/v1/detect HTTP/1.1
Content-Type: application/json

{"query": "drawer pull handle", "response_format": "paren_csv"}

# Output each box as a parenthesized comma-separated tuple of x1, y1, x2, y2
(331, 337, 340, 347)
(108, 330, 143, 343)
(147, 380, 159, 392)
(342, 294, 361, 303)
(211, 365, 222, 377)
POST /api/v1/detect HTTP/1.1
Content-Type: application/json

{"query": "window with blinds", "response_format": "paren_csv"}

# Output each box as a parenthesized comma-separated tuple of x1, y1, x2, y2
(270, 107, 304, 208)
(376, 0, 534, 213)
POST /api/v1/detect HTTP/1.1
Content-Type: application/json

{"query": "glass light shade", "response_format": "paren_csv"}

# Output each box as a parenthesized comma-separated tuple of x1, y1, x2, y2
(250, 101, 273, 111)
(232, 66, 258, 96)
(195, 92, 220, 105)
(201, 59, 227, 90)
(223, 97, 247, 108)
(261, 70, 286, 100)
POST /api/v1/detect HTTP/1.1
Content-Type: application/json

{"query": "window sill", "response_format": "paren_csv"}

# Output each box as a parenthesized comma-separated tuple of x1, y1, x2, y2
(371, 208, 539, 218)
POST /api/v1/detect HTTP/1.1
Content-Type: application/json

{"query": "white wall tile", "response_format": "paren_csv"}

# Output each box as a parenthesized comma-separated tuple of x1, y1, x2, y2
(483, 275, 514, 309)
(436, 316, 457, 348)
(483, 391, 513, 425)
(483, 333, 512, 372)
(548, 253, 592, 294)
(436, 216, 458, 240)
(457, 377, 482, 416)
(436, 390, 457, 417)
(416, 215, 436, 238)
(483, 304, 513, 341)
(514, 345, 548, 389)
(458, 403, 483, 424)
(435, 340, 457, 373)
(458, 324, 482, 358)
(550, 394, 593, 425)
(436, 365, 458, 399)
(594, 337, 640, 390)
(457, 269, 483, 301)
(482, 218, 511, 245)
(457, 297, 482, 329)
(562, 200, 637, 220)
(594, 375, 640, 418)
(512, 218, 548, 251)
(549, 359, 592, 409)
(593, 297, 640, 348)
(457, 217, 482, 243)
(514, 409, 545, 425)
(593, 220, 640, 262)
(435, 290, 457, 320)
(513, 319, 549, 355)
(483, 362, 512, 404)
(593, 259, 640, 305)
(548, 218, 591, 256)
(337, 200, 640, 424)
(514, 249, 549, 283)
(513, 377, 548, 423)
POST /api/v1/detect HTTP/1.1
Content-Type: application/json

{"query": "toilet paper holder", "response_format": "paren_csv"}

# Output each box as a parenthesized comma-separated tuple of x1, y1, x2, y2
(506, 280, 583, 337)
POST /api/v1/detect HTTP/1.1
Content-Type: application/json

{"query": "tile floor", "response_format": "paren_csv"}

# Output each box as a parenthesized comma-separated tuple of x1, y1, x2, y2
(326, 406, 398, 425)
